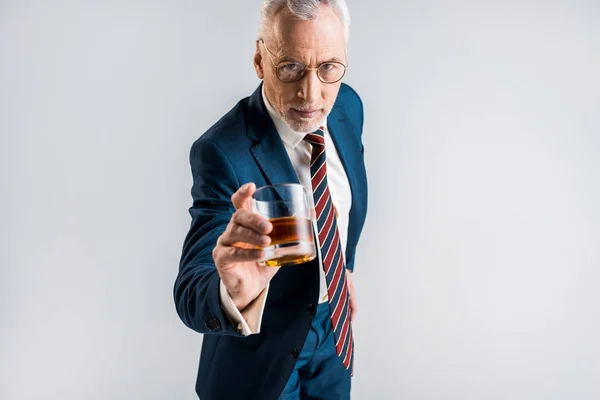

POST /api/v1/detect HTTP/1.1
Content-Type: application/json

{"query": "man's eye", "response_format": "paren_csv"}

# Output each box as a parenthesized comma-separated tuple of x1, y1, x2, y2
(281, 63, 303, 72)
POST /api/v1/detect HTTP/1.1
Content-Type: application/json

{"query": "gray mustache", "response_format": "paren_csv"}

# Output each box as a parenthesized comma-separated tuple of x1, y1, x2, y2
(291, 106, 322, 112)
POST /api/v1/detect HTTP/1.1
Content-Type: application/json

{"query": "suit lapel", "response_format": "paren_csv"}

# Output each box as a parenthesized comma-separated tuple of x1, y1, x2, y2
(327, 105, 364, 259)
(327, 107, 360, 211)
(247, 85, 300, 187)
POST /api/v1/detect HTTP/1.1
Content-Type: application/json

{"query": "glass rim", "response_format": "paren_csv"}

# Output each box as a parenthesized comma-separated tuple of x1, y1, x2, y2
(253, 182, 304, 191)
(252, 183, 308, 203)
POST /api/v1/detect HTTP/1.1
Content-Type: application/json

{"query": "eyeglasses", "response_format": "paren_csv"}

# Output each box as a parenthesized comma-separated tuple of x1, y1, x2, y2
(258, 39, 347, 84)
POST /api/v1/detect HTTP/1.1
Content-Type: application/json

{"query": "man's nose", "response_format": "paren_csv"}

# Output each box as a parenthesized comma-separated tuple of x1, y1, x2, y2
(297, 69, 321, 104)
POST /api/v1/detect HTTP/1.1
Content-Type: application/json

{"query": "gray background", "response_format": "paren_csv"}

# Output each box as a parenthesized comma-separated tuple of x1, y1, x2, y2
(1, 0, 599, 399)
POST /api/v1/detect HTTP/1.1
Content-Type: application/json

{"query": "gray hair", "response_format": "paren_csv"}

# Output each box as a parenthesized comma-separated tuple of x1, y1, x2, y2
(259, 0, 351, 43)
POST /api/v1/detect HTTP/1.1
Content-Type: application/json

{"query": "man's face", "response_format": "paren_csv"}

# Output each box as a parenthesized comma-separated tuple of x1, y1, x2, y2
(254, 5, 346, 133)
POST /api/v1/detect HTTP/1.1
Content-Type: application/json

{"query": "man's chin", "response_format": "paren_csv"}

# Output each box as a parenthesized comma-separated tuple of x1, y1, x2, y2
(284, 115, 324, 133)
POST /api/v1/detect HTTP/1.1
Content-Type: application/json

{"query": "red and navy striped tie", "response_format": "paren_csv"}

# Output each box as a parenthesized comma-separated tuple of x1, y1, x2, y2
(304, 127, 354, 376)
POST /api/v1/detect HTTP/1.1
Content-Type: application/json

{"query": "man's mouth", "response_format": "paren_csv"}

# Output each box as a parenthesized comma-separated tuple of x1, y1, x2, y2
(291, 108, 321, 119)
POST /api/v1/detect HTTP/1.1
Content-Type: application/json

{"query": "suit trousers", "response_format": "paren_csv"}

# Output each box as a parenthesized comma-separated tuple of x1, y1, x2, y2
(278, 302, 351, 399)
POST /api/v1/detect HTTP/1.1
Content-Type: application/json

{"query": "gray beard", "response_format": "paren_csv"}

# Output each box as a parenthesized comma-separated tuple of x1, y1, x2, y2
(283, 110, 330, 134)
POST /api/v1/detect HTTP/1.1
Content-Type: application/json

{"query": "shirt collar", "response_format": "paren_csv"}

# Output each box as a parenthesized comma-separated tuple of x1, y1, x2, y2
(261, 85, 327, 149)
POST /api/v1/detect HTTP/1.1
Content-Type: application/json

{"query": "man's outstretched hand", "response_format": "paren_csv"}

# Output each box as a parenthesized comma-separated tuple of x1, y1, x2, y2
(212, 183, 280, 311)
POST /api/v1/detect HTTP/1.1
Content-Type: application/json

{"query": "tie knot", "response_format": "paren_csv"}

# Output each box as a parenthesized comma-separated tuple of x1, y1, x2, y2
(304, 126, 325, 147)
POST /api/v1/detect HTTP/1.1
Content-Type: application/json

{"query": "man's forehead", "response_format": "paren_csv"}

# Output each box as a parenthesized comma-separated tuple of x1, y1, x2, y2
(270, 7, 345, 51)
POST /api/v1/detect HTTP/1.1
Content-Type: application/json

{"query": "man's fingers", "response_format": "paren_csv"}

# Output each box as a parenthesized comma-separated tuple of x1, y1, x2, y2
(350, 296, 358, 318)
(347, 272, 357, 322)
(231, 182, 256, 210)
(348, 288, 357, 320)
(215, 245, 264, 266)
(232, 209, 272, 234)
(213, 207, 273, 269)
(220, 223, 271, 248)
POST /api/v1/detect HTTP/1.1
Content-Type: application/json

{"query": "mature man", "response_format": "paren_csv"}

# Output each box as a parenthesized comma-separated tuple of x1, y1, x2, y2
(174, 1, 368, 398)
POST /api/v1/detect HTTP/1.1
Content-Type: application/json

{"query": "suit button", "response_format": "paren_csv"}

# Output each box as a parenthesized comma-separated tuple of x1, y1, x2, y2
(307, 303, 316, 314)
(290, 348, 299, 360)
(205, 318, 221, 332)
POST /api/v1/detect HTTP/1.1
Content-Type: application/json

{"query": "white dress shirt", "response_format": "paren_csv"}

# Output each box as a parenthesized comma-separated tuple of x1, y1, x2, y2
(219, 87, 352, 335)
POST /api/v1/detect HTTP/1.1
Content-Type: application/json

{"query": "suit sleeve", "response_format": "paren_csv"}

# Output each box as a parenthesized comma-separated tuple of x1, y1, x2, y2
(219, 281, 269, 335)
(173, 137, 245, 336)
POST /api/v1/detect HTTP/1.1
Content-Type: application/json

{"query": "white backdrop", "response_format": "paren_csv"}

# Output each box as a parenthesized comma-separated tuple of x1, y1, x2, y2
(1, 0, 599, 399)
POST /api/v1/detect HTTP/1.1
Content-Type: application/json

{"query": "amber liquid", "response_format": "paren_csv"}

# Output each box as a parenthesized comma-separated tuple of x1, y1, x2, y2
(262, 216, 315, 267)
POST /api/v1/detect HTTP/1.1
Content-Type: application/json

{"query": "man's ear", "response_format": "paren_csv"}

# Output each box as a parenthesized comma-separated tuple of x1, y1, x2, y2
(254, 40, 264, 79)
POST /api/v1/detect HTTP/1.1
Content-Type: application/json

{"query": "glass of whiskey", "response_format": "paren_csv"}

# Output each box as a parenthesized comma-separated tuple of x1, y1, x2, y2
(252, 183, 316, 267)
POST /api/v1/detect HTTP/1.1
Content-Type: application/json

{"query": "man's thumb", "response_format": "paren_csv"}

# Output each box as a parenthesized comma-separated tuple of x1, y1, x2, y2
(231, 182, 256, 210)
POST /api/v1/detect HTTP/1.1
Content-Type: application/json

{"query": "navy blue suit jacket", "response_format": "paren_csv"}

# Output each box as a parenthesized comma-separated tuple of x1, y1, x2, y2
(174, 83, 368, 400)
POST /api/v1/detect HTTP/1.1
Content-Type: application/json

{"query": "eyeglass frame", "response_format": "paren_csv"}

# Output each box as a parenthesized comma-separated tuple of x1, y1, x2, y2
(258, 38, 348, 84)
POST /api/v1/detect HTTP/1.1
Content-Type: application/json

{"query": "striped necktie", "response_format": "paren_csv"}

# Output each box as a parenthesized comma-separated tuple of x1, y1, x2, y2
(304, 126, 354, 376)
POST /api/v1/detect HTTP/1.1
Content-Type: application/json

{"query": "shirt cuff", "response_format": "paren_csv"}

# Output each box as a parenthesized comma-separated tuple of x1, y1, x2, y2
(219, 280, 269, 336)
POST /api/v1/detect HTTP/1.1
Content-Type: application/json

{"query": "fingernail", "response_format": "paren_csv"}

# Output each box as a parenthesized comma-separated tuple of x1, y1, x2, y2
(259, 221, 269, 231)
(241, 183, 249, 192)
